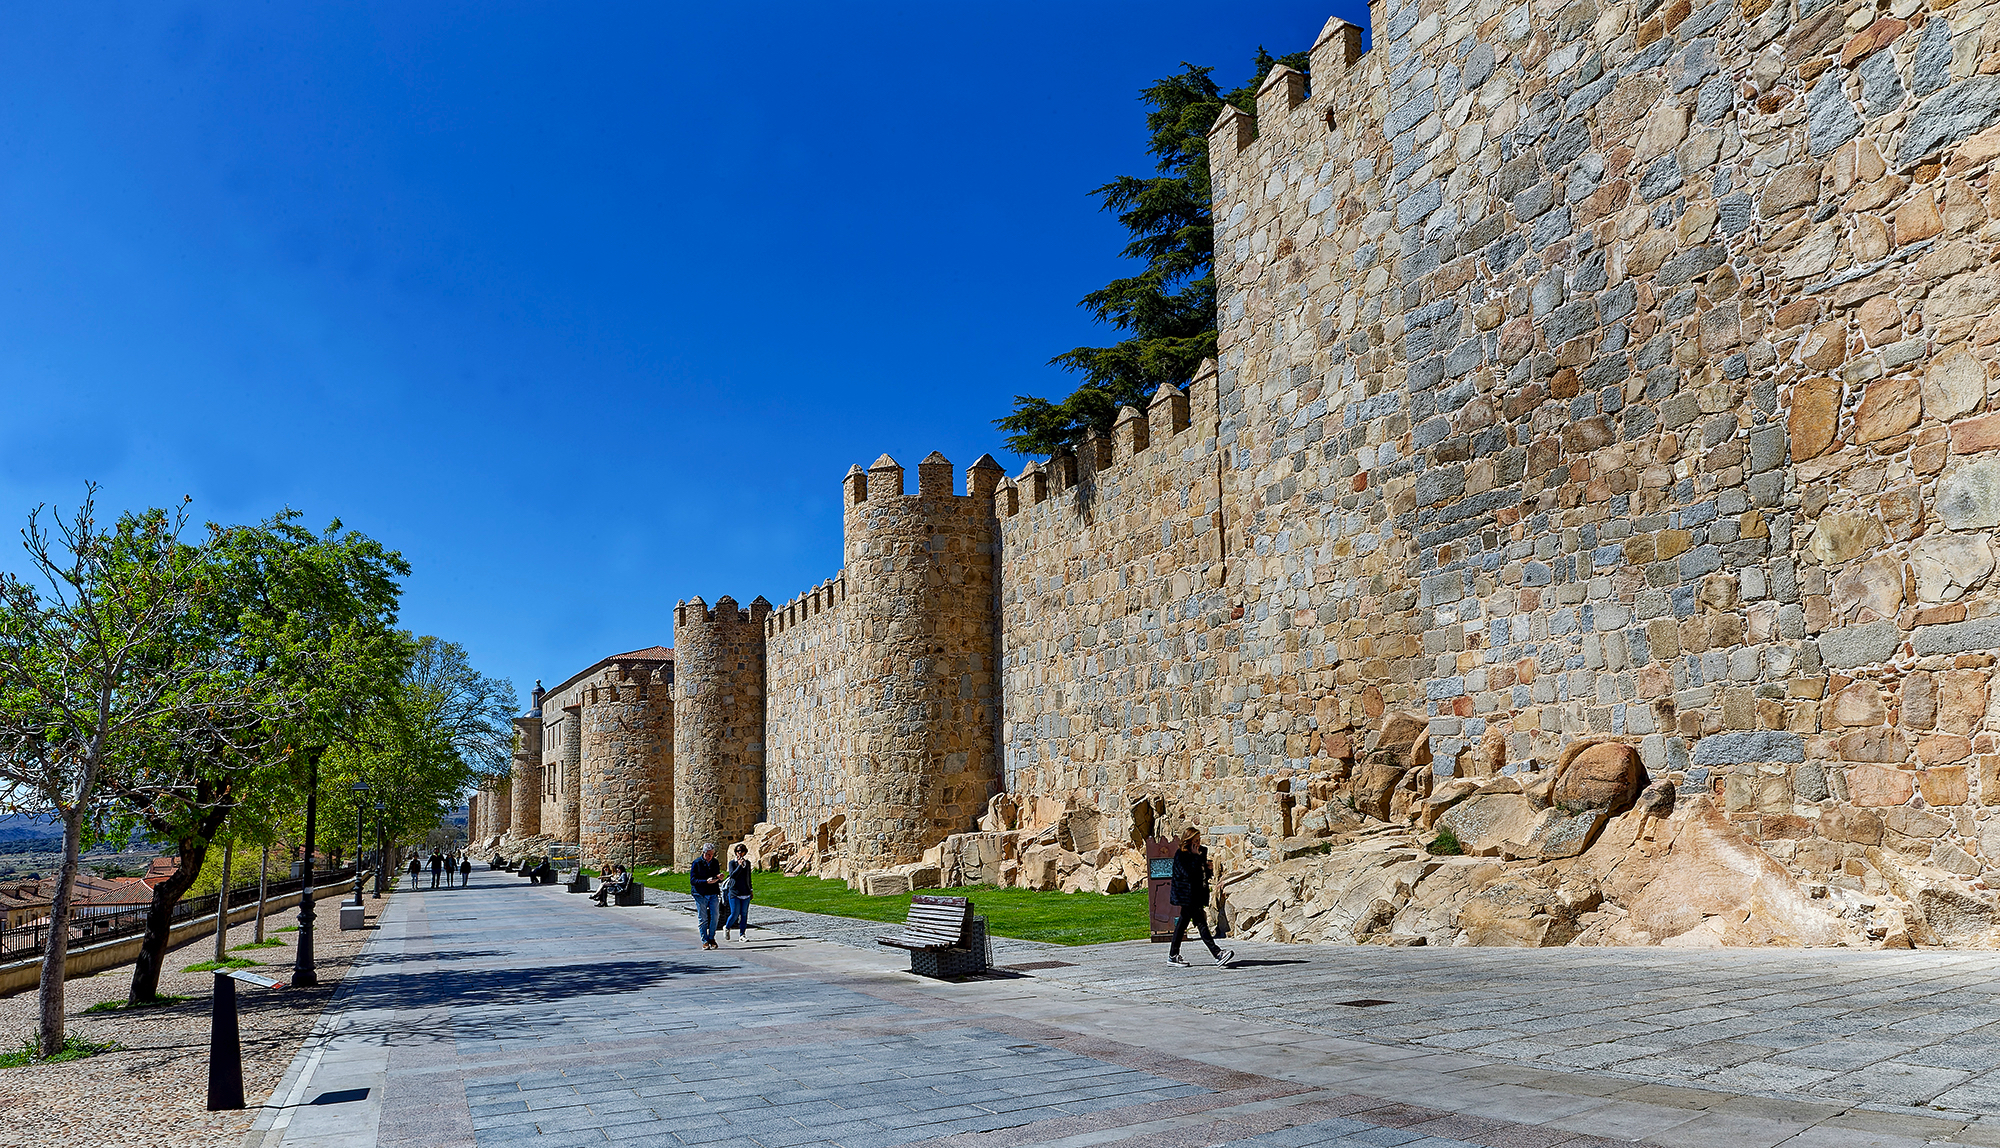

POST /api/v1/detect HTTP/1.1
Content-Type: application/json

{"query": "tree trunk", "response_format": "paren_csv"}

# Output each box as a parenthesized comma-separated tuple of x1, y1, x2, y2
(38, 807, 85, 1056)
(254, 844, 269, 944)
(212, 839, 234, 963)
(128, 837, 209, 1004)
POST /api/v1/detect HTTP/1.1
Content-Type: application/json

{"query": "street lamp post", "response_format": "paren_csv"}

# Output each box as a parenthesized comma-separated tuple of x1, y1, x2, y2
(292, 751, 321, 988)
(373, 802, 386, 898)
(350, 782, 370, 905)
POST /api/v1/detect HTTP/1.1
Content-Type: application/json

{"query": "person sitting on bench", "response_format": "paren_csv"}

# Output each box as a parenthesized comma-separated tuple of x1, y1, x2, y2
(530, 859, 557, 884)
(591, 864, 632, 905)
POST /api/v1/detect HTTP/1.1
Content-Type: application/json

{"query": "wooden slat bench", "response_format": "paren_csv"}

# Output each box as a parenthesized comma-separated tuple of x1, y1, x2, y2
(877, 895, 989, 978)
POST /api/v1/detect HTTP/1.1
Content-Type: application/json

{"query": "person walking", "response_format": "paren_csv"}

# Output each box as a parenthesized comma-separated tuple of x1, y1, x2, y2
(429, 851, 444, 890)
(459, 855, 472, 888)
(725, 844, 754, 940)
(407, 854, 421, 887)
(689, 843, 723, 949)
(1167, 828, 1234, 968)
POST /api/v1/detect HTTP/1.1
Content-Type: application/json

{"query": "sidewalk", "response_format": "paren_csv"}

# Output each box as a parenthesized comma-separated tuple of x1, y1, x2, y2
(243, 869, 2000, 1148)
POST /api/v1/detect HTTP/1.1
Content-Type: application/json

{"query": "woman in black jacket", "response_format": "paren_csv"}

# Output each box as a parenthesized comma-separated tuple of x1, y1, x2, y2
(1168, 828, 1234, 967)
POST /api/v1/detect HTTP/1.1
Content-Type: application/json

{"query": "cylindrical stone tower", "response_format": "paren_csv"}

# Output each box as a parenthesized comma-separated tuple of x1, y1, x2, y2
(511, 713, 543, 838)
(487, 777, 512, 839)
(672, 595, 770, 865)
(553, 703, 583, 842)
(841, 451, 1005, 869)
(579, 661, 675, 869)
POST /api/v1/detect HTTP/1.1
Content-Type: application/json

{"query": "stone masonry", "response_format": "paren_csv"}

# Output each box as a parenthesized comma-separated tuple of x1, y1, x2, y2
(579, 658, 674, 867)
(671, 596, 770, 865)
(510, 710, 542, 839)
(498, 0, 2000, 942)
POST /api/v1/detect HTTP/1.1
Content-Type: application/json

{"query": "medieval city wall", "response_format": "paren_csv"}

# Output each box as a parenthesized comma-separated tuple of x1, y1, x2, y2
(511, 714, 543, 838)
(763, 575, 855, 850)
(672, 596, 770, 863)
(996, 369, 1293, 847)
(1182, 0, 2000, 890)
(578, 662, 674, 866)
(839, 453, 1008, 868)
(500, 0, 2000, 940)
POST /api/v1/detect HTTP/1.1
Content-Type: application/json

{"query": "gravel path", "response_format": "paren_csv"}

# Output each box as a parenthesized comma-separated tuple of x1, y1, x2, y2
(0, 885, 386, 1148)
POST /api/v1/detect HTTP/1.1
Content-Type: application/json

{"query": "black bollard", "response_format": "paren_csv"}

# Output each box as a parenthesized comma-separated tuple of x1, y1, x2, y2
(208, 973, 244, 1110)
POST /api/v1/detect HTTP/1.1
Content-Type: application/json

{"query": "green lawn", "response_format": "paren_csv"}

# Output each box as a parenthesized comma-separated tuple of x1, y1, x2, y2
(629, 870, 1148, 946)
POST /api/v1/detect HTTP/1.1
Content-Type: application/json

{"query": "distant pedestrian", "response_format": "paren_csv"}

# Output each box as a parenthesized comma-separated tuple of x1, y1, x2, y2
(1166, 828, 1233, 968)
(725, 844, 754, 940)
(689, 843, 723, 949)
(408, 855, 421, 886)
(429, 851, 444, 889)
(459, 856, 471, 887)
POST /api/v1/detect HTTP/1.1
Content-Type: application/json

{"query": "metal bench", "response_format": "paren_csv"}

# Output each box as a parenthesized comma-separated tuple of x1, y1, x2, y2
(877, 895, 989, 978)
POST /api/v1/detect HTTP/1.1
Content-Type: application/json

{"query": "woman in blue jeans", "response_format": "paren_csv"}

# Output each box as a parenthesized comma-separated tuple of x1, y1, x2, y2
(725, 844, 754, 940)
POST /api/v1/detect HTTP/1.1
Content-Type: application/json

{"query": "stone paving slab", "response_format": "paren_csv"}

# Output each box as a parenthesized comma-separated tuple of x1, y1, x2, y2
(244, 873, 2000, 1148)
(734, 896, 2000, 1118)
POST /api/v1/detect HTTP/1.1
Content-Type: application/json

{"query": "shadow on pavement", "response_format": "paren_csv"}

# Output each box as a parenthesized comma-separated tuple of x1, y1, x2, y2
(355, 949, 514, 965)
(339, 958, 721, 1013)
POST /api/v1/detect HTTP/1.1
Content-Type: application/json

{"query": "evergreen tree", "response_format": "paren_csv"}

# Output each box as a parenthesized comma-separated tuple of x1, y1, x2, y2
(997, 48, 1310, 457)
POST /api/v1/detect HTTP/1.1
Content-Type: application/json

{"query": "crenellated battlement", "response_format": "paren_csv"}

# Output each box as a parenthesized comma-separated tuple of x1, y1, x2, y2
(843, 451, 1007, 507)
(768, 574, 846, 637)
(674, 594, 771, 630)
(577, 657, 672, 703)
(999, 360, 1209, 519)
(1206, 15, 1374, 173)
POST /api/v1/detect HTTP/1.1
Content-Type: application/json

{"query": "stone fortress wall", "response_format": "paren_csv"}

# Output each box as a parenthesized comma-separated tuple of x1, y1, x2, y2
(486, 648, 675, 866)
(671, 597, 769, 863)
(1191, 0, 2000, 909)
(764, 574, 853, 855)
(493, 0, 2000, 945)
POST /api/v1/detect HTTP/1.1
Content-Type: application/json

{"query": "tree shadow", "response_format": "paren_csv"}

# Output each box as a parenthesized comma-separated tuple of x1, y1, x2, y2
(318, 957, 842, 1048)
(354, 949, 514, 965)
(335, 958, 718, 1015)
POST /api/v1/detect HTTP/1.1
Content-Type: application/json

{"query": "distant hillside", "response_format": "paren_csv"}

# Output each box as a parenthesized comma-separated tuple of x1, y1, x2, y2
(0, 814, 61, 843)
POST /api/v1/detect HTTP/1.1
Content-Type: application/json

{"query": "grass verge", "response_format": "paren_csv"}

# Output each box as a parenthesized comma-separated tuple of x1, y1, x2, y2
(630, 870, 1148, 946)
(0, 1035, 121, 1068)
(230, 939, 287, 950)
(84, 994, 193, 1014)
(184, 957, 261, 973)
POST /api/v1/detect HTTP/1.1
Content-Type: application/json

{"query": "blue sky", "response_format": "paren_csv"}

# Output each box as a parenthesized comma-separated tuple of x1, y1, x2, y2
(0, 1, 1364, 705)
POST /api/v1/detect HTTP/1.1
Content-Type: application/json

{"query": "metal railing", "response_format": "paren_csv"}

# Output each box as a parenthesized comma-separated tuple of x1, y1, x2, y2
(0, 867, 356, 962)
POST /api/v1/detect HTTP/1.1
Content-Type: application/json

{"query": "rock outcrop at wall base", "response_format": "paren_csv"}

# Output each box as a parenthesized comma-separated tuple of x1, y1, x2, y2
(1222, 794, 2000, 949)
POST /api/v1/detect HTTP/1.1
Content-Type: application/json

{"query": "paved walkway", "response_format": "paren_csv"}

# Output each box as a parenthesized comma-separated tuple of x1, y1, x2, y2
(243, 870, 2000, 1148)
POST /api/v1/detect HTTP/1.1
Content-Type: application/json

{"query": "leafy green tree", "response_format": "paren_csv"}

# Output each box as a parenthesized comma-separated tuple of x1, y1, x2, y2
(997, 48, 1309, 457)
(186, 513, 412, 990)
(317, 636, 515, 868)
(0, 491, 237, 1056)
